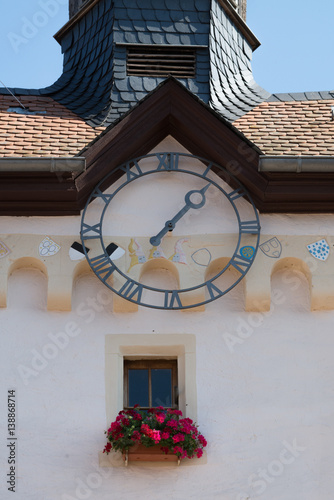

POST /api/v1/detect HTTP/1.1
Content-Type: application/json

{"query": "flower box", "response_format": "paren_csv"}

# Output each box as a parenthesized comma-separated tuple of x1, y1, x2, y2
(122, 444, 180, 466)
(103, 406, 207, 466)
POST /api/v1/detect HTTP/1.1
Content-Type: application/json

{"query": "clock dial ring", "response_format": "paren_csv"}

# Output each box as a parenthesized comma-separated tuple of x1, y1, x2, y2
(80, 152, 261, 310)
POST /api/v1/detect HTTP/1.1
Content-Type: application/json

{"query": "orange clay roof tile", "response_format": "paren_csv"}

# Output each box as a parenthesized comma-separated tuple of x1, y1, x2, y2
(234, 99, 334, 156)
(1, 94, 334, 159)
(0, 95, 105, 157)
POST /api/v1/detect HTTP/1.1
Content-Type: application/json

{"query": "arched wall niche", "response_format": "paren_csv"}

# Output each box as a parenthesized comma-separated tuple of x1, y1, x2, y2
(7, 257, 48, 310)
(126, 258, 179, 311)
(270, 257, 311, 312)
(205, 257, 245, 310)
(139, 258, 180, 288)
(72, 260, 94, 283)
(72, 260, 113, 314)
(271, 257, 312, 284)
(8, 257, 48, 278)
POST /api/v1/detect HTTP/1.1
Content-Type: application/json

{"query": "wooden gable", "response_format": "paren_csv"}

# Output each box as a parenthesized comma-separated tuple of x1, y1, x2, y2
(1, 78, 334, 215)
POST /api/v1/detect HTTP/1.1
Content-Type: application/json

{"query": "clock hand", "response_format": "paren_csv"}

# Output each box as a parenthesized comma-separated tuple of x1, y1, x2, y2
(150, 183, 211, 247)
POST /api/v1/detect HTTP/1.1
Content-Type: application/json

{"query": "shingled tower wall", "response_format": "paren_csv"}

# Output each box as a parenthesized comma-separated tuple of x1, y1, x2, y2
(69, 0, 87, 18)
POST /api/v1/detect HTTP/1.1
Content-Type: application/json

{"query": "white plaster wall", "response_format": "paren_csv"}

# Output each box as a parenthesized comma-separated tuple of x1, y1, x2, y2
(1, 138, 334, 499)
(1, 265, 334, 500)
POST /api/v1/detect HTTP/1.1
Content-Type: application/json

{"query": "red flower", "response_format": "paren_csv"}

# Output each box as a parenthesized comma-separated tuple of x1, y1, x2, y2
(173, 446, 183, 455)
(166, 419, 178, 429)
(104, 406, 207, 460)
(103, 442, 112, 454)
(156, 413, 165, 424)
(108, 422, 122, 434)
(172, 433, 185, 443)
(131, 431, 141, 441)
(198, 434, 207, 447)
(141, 423, 150, 435)
(167, 409, 183, 416)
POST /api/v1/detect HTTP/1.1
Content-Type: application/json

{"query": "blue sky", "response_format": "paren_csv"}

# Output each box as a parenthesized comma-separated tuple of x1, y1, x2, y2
(0, 0, 333, 94)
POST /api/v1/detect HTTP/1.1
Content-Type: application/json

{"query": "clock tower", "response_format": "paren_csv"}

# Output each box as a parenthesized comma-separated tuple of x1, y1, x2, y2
(55, 0, 265, 126)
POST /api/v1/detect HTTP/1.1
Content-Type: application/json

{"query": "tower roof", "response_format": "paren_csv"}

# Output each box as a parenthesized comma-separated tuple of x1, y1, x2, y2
(0, 0, 269, 126)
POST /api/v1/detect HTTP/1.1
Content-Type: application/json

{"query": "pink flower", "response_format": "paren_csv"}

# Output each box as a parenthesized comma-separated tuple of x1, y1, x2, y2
(141, 424, 150, 435)
(151, 430, 161, 443)
(167, 409, 183, 416)
(105, 408, 207, 461)
(198, 435, 207, 447)
(166, 419, 178, 429)
(173, 446, 183, 455)
(172, 433, 185, 443)
(156, 413, 165, 424)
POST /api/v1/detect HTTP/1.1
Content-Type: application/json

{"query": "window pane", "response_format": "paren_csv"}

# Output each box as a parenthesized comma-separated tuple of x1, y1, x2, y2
(128, 369, 149, 407)
(151, 369, 172, 407)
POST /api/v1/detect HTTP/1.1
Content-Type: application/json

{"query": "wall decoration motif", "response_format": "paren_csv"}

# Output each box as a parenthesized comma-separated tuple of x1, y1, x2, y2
(259, 237, 282, 258)
(106, 242, 125, 260)
(127, 238, 146, 272)
(240, 245, 255, 260)
(69, 242, 90, 261)
(307, 239, 330, 261)
(38, 237, 61, 257)
(191, 248, 212, 267)
(169, 238, 188, 264)
(149, 245, 167, 260)
(0, 241, 11, 259)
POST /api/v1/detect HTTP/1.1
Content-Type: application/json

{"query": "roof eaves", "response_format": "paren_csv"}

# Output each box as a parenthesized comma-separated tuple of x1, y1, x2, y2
(267, 91, 334, 102)
(260, 155, 334, 173)
(54, 0, 100, 44)
(0, 157, 86, 173)
(217, 0, 261, 50)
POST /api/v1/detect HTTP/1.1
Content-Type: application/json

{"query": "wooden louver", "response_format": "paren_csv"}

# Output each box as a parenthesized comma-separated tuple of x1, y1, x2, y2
(126, 46, 196, 78)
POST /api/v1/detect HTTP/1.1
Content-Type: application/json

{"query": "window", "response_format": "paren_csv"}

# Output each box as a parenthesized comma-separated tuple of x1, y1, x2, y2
(124, 359, 178, 409)
(126, 45, 196, 78)
(105, 334, 197, 424)
(101, 334, 205, 466)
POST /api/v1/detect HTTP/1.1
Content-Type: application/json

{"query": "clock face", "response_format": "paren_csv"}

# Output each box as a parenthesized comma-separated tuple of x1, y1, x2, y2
(80, 152, 260, 310)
